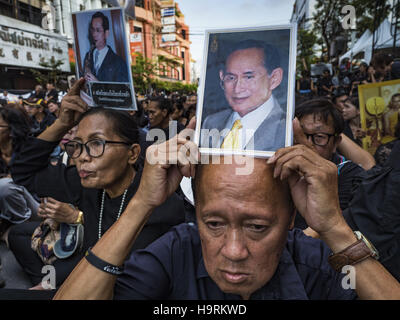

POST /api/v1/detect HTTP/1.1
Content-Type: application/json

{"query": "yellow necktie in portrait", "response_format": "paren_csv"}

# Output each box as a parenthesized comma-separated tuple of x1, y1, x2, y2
(221, 119, 243, 150)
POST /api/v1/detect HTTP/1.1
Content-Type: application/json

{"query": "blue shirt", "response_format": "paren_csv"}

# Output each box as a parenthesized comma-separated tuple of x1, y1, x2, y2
(114, 223, 357, 300)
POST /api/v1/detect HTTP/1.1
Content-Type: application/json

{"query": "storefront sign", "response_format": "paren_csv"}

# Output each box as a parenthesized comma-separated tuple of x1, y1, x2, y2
(0, 21, 70, 72)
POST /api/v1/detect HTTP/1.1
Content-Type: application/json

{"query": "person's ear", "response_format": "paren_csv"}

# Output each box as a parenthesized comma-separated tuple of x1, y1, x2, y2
(127, 143, 141, 166)
(219, 70, 225, 90)
(269, 68, 283, 91)
(162, 108, 168, 118)
(105, 30, 110, 40)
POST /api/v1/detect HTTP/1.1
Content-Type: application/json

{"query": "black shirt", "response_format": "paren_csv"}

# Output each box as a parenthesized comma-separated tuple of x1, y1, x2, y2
(30, 111, 56, 137)
(10, 137, 186, 253)
(114, 224, 357, 300)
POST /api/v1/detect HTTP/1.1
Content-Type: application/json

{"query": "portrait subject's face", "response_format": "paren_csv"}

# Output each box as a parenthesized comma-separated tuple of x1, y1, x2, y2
(195, 160, 293, 299)
(91, 17, 109, 50)
(220, 47, 282, 117)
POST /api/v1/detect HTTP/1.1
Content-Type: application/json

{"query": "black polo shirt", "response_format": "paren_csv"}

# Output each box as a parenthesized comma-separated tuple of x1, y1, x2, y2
(114, 224, 357, 300)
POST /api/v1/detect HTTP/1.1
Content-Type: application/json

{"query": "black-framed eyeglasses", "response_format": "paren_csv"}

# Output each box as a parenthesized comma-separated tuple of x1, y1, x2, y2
(305, 132, 337, 146)
(0, 125, 9, 128)
(64, 139, 130, 159)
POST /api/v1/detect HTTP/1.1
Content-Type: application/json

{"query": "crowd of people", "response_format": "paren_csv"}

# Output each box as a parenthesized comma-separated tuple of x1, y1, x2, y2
(0, 51, 398, 301)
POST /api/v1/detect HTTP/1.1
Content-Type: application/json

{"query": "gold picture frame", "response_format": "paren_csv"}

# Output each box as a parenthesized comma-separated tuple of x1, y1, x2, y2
(358, 79, 400, 155)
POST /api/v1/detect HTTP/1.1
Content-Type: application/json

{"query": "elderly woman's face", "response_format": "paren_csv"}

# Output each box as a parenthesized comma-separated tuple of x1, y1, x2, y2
(72, 114, 133, 192)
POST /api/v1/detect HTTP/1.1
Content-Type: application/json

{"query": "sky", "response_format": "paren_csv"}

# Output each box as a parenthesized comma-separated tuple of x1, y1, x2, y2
(177, 0, 296, 79)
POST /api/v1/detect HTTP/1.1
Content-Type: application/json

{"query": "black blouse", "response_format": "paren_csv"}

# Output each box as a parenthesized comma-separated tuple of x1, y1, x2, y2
(10, 137, 186, 253)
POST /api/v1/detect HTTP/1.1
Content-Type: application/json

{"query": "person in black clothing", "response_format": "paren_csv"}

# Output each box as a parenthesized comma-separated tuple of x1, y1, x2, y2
(350, 62, 369, 96)
(374, 122, 400, 167)
(296, 70, 315, 99)
(293, 98, 364, 229)
(145, 95, 185, 142)
(6, 79, 186, 291)
(317, 69, 333, 97)
(29, 85, 45, 100)
(25, 99, 56, 136)
(0, 104, 39, 289)
(342, 97, 364, 146)
(44, 83, 58, 103)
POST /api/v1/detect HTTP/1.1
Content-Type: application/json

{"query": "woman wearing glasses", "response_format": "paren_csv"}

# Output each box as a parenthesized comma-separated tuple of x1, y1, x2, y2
(7, 79, 186, 293)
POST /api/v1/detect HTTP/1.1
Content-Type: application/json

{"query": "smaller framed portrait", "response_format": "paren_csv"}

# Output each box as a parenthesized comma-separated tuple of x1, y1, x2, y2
(71, 8, 137, 110)
(358, 79, 400, 155)
(194, 24, 297, 158)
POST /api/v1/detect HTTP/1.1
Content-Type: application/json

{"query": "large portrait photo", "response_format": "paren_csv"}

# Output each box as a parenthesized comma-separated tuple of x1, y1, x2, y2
(195, 25, 297, 158)
(71, 8, 137, 110)
(358, 79, 400, 155)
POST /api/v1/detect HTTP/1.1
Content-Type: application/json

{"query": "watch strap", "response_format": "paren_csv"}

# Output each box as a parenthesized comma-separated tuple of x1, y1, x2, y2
(328, 239, 374, 272)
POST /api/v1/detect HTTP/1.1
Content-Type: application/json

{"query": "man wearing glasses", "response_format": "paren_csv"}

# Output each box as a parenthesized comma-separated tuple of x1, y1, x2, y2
(293, 98, 364, 229)
(201, 39, 286, 152)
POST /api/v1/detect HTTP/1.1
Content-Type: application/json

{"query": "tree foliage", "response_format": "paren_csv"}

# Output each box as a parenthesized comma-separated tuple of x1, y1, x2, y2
(297, 28, 318, 74)
(311, 0, 392, 60)
(30, 56, 64, 86)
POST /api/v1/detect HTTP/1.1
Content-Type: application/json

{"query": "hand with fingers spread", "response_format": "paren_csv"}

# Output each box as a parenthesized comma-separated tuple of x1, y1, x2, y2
(38, 78, 89, 142)
(38, 197, 79, 224)
(58, 78, 89, 128)
(135, 118, 198, 211)
(268, 117, 343, 236)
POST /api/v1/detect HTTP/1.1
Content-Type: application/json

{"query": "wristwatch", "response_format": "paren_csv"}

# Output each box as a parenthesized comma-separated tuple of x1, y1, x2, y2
(328, 231, 379, 272)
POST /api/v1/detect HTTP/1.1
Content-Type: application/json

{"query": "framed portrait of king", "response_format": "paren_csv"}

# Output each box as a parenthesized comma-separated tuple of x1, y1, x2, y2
(71, 8, 137, 110)
(194, 24, 297, 158)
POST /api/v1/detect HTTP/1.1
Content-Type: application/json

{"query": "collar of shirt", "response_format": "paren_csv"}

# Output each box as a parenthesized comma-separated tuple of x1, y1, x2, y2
(224, 95, 276, 148)
(94, 46, 109, 70)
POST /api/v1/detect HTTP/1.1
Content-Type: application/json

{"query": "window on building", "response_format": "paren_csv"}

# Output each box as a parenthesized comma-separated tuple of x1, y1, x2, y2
(136, 0, 145, 8)
(20, 2, 42, 27)
(134, 26, 142, 33)
(0, 0, 14, 18)
(181, 29, 186, 40)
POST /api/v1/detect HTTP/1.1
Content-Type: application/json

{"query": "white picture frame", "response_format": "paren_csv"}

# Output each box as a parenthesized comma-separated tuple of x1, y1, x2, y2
(194, 24, 297, 158)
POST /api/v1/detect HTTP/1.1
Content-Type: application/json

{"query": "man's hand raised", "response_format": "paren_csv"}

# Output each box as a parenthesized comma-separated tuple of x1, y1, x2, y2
(268, 118, 343, 236)
(135, 118, 198, 211)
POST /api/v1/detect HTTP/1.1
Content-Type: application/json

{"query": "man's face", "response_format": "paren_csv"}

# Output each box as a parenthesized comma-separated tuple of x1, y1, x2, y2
(146, 101, 168, 128)
(335, 95, 348, 112)
(220, 48, 282, 117)
(91, 17, 109, 50)
(195, 159, 293, 299)
(299, 114, 340, 160)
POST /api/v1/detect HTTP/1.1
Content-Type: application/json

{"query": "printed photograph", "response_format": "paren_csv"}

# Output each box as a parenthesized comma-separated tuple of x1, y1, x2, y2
(71, 8, 137, 110)
(195, 25, 297, 158)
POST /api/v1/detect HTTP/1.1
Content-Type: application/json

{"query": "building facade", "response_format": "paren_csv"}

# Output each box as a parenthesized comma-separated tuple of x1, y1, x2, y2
(0, 0, 192, 90)
(0, 0, 70, 89)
